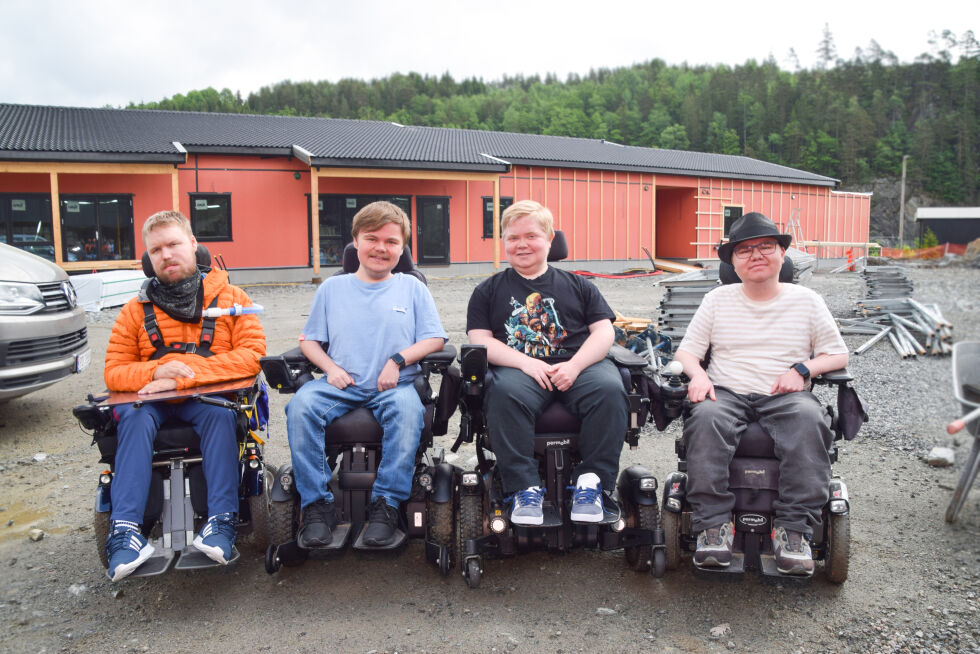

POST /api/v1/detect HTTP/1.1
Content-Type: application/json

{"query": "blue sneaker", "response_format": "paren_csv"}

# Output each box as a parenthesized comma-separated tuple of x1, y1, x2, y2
(510, 486, 545, 526)
(192, 513, 237, 564)
(106, 520, 154, 582)
(570, 473, 604, 523)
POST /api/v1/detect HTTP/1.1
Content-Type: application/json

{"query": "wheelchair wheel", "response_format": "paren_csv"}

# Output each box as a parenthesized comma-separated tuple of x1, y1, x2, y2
(265, 544, 282, 574)
(427, 496, 455, 577)
(825, 513, 850, 584)
(265, 466, 296, 546)
(457, 492, 484, 586)
(662, 509, 682, 571)
(94, 509, 110, 569)
(243, 464, 276, 551)
(624, 503, 658, 572)
(464, 558, 482, 589)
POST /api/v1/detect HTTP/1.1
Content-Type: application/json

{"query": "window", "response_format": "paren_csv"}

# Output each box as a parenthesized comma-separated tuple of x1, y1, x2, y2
(1, 194, 54, 261)
(482, 196, 513, 238)
(61, 195, 134, 262)
(189, 193, 232, 241)
(723, 206, 743, 238)
(310, 194, 412, 266)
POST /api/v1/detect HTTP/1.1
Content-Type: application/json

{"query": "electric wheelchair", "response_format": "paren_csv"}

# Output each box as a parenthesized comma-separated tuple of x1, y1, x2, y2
(450, 231, 666, 589)
(258, 244, 459, 575)
(653, 261, 867, 583)
(72, 246, 274, 578)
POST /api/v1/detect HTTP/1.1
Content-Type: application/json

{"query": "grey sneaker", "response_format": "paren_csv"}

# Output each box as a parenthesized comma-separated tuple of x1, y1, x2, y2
(694, 521, 734, 567)
(570, 473, 603, 523)
(511, 486, 545, 526)
(772, 526, 814, 575)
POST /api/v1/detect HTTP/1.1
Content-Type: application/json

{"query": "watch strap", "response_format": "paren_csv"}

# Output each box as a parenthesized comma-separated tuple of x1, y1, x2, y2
(390, 353, 407, 370)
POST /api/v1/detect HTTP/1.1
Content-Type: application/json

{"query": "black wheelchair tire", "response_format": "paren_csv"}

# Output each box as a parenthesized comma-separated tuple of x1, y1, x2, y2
(242, 463, 276, 551)
(624, 503, 658, 571)
(825, 513, 850, 584)
(427, 496, 455, 576)
(264, 544, 282, 574)
(457, 492, 484, 572)
(94, 509, 110, 569)
(662, 509, 682, 571)
(266, 466, 296, 546)
(653, 548, 667, 578)
(464, 558, 482, 589)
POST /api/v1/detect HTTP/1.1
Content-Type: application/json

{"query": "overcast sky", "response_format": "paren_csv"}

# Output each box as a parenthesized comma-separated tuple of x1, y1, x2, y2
(2, 0, 976, 109)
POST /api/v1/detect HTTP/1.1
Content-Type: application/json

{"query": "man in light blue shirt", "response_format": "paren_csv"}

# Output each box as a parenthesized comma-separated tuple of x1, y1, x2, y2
(286, 201, 447, 547)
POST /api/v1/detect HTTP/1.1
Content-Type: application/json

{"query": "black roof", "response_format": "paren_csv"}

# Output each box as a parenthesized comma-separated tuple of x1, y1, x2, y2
(0, 103, 839, 186)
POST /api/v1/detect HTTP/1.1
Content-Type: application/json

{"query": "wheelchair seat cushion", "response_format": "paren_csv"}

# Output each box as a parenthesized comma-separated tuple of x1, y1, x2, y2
(154, 419, 201, 450)
(734, 421, 776, 458)
(323, 408, 384, 445)
(534, 402, 581, 434)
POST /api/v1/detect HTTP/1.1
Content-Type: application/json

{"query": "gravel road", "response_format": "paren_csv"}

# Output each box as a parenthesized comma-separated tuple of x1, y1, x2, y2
(1, 263, 978, 654)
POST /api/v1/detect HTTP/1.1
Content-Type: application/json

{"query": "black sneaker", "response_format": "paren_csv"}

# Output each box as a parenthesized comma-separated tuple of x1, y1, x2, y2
(297, 499, 339, 549)
(362, 498, 399, 546)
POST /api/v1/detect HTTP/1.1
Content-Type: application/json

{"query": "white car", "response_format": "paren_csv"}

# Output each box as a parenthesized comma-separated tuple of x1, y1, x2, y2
(0, 242, 90, 401)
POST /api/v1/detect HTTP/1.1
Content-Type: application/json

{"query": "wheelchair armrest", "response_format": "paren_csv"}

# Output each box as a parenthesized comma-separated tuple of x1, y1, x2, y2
(814, 368, 853, 385)
(608, 343, 648, 369)
(260, 346, 320, 394)
(420, 343, 457, 373)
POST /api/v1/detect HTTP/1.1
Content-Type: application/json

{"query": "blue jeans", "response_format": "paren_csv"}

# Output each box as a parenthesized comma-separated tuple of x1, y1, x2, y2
(110, 401, 239, 524)
(285, 378, 424, 510)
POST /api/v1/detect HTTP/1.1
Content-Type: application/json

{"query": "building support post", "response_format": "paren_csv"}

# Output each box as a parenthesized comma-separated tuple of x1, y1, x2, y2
(50, 172, 63, 265)
(311, 168, 321, 283)
(492, 175, 501, 269)
(898, 154, 909, 248)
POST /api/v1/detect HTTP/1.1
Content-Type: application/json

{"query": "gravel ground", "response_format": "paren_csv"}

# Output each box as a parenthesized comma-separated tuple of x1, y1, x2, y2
(0, 262, 978, 654)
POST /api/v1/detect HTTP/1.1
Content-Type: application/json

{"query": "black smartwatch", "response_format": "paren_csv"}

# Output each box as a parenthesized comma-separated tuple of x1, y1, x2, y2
(791, 362, 811, 381)
(390, 353, 407, 370)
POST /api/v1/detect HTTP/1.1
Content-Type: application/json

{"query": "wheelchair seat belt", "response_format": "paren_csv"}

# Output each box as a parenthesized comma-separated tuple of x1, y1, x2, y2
(143, 295, 220, 360)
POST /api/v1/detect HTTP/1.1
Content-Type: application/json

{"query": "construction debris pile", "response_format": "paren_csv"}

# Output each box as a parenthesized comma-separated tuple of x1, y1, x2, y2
(654, 269, 720, 348)
(839, 265, 954, 358)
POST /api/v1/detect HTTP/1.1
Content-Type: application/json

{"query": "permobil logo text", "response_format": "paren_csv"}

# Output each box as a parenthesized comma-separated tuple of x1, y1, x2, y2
(546, 439, 571, 447)
(738, 513, 767, 527)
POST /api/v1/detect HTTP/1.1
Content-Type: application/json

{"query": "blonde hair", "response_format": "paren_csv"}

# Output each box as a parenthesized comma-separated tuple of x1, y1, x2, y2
(142, 210, 193, 243)
(351, 201, 411, 243)
(501, 200, 554, 239)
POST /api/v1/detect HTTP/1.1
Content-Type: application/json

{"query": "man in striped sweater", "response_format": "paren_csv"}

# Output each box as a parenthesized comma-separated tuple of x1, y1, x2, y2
(673, 212, 848, 576)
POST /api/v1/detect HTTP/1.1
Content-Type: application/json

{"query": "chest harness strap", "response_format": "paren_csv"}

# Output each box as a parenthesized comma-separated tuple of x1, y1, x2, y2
(143, 295, 220, 360)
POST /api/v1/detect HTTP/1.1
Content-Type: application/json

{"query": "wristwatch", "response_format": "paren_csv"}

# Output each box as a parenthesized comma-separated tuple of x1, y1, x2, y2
(390, 353, 407, 370)
(791, 362, 811, 381)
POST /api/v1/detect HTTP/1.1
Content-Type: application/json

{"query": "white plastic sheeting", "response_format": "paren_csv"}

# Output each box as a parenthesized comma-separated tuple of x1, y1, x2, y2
(70, 270, 147, 312)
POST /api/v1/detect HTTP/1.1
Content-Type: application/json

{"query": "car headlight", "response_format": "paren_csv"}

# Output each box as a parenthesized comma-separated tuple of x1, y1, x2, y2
(0, 282, 45, 315)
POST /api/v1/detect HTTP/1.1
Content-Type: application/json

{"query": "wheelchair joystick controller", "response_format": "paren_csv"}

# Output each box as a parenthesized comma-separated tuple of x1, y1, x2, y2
(661, 360, 688, 419)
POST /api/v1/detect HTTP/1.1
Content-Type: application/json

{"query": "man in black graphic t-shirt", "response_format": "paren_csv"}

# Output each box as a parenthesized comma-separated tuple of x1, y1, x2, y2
(467, 200, 628, 526)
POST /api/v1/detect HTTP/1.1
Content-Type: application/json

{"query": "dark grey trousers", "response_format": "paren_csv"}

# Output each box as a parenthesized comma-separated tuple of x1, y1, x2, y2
(486, 358, 628, 494)
(683, 387, 833, 537)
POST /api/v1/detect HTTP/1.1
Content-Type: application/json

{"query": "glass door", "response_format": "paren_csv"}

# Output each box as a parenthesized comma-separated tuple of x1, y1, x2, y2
(416, 196, 449, 265)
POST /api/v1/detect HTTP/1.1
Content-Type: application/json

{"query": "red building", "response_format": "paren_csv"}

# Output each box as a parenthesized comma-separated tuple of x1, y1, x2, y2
(0, 104, 871, 281)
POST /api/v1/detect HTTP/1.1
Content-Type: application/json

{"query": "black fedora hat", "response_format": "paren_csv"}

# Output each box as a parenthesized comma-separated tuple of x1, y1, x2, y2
(717, 212, 792, 264)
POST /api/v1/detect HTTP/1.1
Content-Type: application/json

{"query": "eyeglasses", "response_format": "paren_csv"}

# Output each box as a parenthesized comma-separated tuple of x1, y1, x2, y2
(732, 241, 777, 259)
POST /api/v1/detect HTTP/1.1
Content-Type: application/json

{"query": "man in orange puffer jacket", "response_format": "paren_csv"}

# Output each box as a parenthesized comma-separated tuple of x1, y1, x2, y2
(102, 210, 265, 581)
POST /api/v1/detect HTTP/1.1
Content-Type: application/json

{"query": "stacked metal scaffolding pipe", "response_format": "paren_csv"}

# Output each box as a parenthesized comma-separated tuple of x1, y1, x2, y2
(654, 270, 719, 349)
(841, 266, 954, 358)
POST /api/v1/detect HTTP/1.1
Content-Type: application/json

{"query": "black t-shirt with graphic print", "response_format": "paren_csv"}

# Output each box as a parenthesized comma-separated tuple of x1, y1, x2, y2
(466, 266, 615, 361)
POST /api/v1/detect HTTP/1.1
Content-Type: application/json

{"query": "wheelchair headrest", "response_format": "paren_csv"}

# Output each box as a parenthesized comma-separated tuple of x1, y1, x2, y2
(547, 230, 569, 262)
(718, 258, 794, 285)
(141, 244, 212, 278)
(340, 242, 426, 284)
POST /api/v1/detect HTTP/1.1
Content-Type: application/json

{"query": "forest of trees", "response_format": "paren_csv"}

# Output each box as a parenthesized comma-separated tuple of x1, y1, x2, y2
(130, 28, 979, 205)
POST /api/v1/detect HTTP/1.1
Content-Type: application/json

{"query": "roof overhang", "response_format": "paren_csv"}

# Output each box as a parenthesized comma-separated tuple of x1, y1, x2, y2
(0, 150, 185, 164)
(309, 157, 508, 173)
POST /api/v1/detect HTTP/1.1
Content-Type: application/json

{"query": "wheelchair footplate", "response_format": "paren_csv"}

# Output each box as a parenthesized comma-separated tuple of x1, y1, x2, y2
(299, 522, 353, 552)
(174, 545, 241, 571)
(127, 550, 177, 578)
(758, 553, 813, 584)
(692, 552, 746, 577)
(570, 502, 621, 526)
(352, 525, 408, 551)
(513, 501, 563, 529)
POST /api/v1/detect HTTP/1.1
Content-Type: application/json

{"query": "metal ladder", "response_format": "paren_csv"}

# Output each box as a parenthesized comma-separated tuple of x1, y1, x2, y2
(786, 208, 806, 253)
